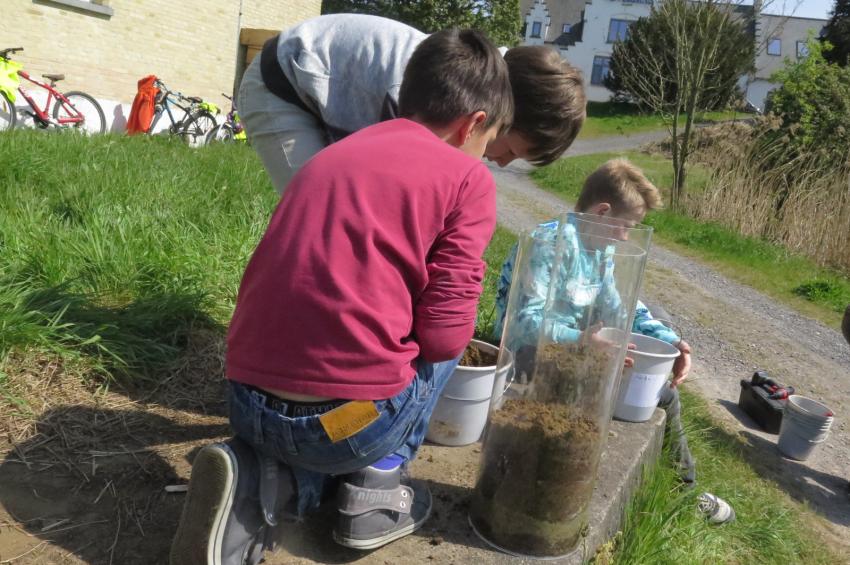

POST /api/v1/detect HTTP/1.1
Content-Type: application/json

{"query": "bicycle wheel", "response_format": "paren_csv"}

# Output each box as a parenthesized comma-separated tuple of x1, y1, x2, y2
(175, 115, 204, 147)
(206, 123, 234, 144)
(53, 91, 106, 134)
(182, 110, 216, 146)
(0, 91, 16, 131)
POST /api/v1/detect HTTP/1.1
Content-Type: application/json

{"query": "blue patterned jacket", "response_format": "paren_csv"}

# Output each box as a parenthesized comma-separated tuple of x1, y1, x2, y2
(492, 220, 680, 350)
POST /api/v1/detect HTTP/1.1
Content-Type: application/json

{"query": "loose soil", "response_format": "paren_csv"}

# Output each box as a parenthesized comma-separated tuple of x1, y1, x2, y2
(469, 344, 612, 557)
(460, 343, 498, 367)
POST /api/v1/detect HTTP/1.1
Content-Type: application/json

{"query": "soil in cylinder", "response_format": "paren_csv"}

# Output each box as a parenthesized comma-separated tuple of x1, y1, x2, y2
(469, 343, 612, 556)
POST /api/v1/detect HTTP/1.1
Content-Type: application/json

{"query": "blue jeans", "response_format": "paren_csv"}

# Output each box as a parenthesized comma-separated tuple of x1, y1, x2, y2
(228, 356, 461, 516)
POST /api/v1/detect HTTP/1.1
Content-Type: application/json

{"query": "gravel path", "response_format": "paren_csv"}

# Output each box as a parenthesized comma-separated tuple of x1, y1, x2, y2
(565, 130, 671, 157)
(488, 146, 850, 548)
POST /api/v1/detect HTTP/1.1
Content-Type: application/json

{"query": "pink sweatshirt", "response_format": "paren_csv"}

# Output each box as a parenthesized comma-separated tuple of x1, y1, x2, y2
(226, 119, 497, 400)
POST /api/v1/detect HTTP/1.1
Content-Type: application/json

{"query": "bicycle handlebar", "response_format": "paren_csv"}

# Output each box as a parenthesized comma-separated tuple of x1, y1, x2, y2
(155, 79, 204, 106)
(0, 47, 24, 59)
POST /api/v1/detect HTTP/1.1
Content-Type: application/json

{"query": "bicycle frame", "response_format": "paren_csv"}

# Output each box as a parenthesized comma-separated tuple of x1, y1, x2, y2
(15, 70, 83, 126)
(149, 88, 194, 133)
(221, 93, 246, 139)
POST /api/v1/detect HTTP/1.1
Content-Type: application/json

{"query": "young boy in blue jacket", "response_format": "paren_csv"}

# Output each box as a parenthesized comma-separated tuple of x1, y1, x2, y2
(493, 159, 695, 483)
(493, 158, 691, 383)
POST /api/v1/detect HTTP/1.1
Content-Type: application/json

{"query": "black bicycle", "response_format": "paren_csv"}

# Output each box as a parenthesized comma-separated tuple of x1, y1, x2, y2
(147, 79, 217, 145)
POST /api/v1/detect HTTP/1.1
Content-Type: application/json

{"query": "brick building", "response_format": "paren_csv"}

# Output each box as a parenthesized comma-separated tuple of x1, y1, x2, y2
(1, 0, 320, 131)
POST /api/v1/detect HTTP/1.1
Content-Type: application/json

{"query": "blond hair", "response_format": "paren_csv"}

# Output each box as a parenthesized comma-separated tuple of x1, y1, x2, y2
(576, 158, 663, 215)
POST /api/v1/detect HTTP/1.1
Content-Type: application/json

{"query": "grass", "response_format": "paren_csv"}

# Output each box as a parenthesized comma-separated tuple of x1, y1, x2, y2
(644, 212, 850, 320)
(0, 131, 515, 389)
(531, 151, 850, 327)
(610, 389, 838, 564)
(578, 101, 741, 140)
(0, 130, 278, 385)
(476, 225, 514, 342)
(531, 150, 712, 201)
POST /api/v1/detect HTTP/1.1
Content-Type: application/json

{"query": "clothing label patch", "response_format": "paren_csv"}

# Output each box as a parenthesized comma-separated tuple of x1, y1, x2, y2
(319, 400, 380, 443)
(623, 371, 667, 408)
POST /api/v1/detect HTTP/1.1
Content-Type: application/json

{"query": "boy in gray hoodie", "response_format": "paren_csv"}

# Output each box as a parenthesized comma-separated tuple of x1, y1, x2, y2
(240, 13, 586, 194)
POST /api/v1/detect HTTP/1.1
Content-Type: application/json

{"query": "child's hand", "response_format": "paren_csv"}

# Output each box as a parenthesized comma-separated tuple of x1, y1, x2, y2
(583, 323, 636, 368)
(670, 340, 692, 387)
(624, 342, 636, 369)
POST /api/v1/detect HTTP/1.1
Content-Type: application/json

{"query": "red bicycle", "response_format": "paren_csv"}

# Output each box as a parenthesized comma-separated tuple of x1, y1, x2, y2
(0, 47, 105, 134)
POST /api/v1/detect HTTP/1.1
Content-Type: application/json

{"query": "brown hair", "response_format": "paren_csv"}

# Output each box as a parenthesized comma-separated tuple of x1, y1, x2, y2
(504, 46, 586, 166)
(576, 159, 663, 214)
(399, 28, 513, 135)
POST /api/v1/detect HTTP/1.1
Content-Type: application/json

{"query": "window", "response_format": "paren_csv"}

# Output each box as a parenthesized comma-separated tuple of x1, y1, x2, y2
(767, 37, 781, 56)
(591, 56, 611, 85)
(531, 21, 542, 38)
(34, 0, 113, 17)
(607, 19, 632, 43)
(796, 40, 809, 59)
(562, 23, 572, 34)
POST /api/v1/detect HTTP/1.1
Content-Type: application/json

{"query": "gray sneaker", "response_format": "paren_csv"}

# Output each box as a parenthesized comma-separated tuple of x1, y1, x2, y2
(333, 465, 432, 550)
(170, 438, 292, 565)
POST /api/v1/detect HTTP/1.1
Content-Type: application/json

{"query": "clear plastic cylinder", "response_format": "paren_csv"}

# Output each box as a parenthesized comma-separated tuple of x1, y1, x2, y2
(469, 212, 652, 558)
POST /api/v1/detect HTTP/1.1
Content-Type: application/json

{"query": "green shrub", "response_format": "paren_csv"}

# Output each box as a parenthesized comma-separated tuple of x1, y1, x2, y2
(765, 37, 850, 164)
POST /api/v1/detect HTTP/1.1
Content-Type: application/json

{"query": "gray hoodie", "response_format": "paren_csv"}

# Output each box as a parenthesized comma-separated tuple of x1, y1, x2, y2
(273, 14, 426, 141)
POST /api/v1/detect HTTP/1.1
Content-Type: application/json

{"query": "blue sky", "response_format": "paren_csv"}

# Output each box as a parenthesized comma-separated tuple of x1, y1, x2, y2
(745, 0, 835, 19)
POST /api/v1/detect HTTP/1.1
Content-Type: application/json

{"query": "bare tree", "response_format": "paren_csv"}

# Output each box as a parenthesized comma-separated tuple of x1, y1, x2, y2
(609, 0, 796, 209)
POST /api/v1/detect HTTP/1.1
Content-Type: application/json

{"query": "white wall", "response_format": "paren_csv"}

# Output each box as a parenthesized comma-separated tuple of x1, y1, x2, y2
(557, 0, 652, 102)
(745, 13, 827, 111)
(744, 79, 778, 113)
(524, 0, 551, 46)
(755, 13, 826, 80)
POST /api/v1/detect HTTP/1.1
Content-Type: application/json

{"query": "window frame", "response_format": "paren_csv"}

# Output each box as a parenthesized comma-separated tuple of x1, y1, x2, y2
(591, 55, 612, 86)
(531, 21, 543, 38)
(767, 37, 782, 56)
(607, 19, 632, 44)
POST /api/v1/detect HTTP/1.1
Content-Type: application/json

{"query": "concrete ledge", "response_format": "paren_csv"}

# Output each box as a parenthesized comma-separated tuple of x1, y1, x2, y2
(264, 409, 667, 564)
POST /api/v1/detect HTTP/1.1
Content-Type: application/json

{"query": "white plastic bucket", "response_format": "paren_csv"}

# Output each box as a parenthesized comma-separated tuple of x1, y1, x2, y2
(777, 395, 834, 461)
(613, 333, 680, 422)
(427, 340, 512, 446)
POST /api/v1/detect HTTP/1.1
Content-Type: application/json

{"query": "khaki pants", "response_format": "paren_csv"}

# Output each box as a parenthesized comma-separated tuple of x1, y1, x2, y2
(238, 57, 329, 195)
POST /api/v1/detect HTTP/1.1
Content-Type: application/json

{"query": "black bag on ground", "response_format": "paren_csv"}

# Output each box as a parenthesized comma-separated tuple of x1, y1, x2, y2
(738, 370, 790, 434)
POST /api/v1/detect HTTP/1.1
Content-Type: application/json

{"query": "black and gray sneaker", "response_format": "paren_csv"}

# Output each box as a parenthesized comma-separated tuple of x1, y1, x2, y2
(333, 464, 432, 550)
(170, 438, 292, 565)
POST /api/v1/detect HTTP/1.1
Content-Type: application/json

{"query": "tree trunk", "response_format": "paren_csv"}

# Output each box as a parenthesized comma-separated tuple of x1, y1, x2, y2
(670, 110, 681, 210)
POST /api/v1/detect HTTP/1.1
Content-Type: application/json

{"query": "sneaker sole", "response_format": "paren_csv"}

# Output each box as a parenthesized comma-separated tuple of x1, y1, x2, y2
(170, 445, 236, 565)
(331, 504, 432, 551)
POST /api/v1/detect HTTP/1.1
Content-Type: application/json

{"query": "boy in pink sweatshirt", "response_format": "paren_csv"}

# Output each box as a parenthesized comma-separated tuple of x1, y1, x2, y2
(171, 28, 513, 565)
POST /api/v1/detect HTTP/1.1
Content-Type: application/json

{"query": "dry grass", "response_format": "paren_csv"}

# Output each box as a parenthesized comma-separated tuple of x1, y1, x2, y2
(0, 326, 229, 460)
(650, 120, 850, 277)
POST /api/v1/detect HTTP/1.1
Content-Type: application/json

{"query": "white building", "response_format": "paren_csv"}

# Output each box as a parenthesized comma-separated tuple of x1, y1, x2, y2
(520, 0, 827, 106)
(521, 0, 653, 102)
(745, 12, 827, 111)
